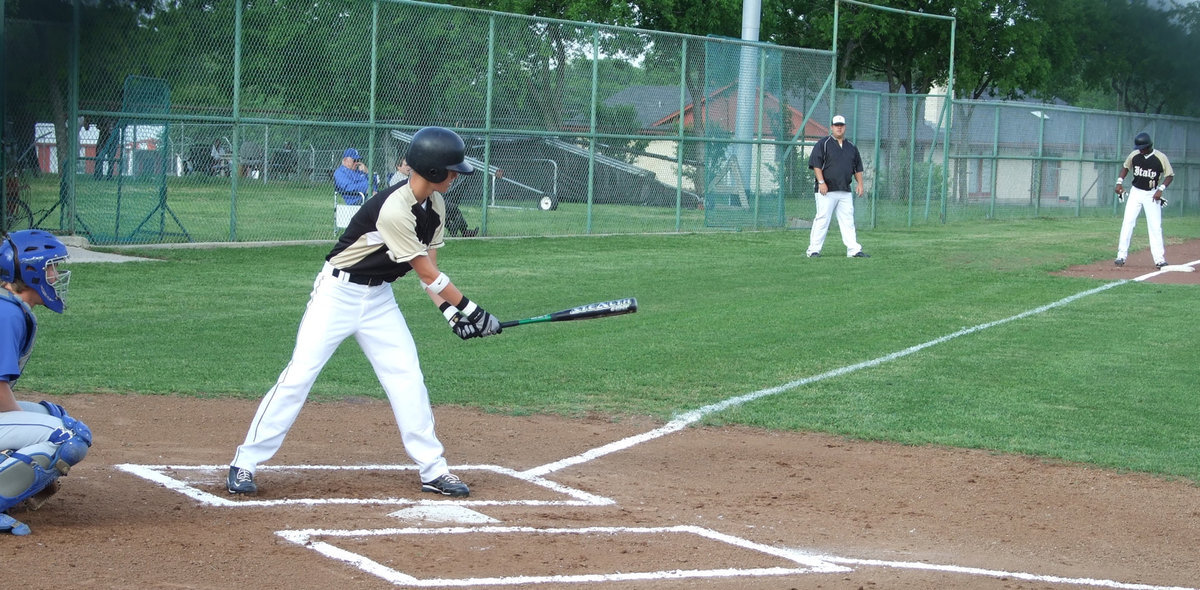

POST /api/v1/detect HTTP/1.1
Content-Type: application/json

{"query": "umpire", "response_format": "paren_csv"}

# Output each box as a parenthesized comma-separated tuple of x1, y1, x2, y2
(806, 115, 869, 258)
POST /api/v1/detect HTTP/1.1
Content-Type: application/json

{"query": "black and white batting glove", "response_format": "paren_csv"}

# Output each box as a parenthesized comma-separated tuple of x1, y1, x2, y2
(451, 320, 480, 340)
(460, 298, 502, 336)
(440, 301, 479, 340)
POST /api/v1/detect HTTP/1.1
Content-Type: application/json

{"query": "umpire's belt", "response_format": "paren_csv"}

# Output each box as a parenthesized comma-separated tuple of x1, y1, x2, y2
(323, 262, 386, 287)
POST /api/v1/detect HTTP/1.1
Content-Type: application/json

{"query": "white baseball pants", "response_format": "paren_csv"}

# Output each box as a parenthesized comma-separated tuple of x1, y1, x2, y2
(807, 190, 863, 257)
(1116, 186, 1166, 264)
(231, 264, 449, 482)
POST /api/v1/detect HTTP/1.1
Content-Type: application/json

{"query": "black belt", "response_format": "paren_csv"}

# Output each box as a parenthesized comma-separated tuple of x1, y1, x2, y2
(330, 267, 386, 287)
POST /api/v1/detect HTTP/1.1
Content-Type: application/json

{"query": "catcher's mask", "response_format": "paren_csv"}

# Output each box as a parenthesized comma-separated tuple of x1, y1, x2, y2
(0, 229, 71, 313)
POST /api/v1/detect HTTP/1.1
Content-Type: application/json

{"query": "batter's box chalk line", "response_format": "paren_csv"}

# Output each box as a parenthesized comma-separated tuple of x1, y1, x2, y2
(113, 463, 614, 508)
(274, 524, 851, 587)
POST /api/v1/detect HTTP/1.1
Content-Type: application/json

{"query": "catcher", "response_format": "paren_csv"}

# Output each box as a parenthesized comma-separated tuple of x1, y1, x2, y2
(0, 230, 93, 535)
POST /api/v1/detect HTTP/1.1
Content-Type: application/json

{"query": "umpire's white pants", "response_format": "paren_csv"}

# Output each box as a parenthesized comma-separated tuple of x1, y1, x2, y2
(231, 267, 449, 483)
(808, 191, 863, 257)
(1116, 186, 1166, 264)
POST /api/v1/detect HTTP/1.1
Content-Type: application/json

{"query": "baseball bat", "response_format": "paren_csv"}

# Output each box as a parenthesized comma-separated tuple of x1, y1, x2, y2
(499, 297, 638, 328)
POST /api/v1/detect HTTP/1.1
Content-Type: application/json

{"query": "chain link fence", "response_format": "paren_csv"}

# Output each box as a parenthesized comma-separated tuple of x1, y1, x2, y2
(3, 0, 1197, 244)
(834, 92, 1200, 228)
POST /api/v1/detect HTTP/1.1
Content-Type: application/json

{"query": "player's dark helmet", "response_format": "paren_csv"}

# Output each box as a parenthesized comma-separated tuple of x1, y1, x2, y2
(1134, 132, 1153, 151)
(405, 126, 475, 183)
(0, 230, 71, 313)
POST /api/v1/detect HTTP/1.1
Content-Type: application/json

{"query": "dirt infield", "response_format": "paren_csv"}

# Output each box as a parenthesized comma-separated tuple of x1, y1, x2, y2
(1054, 237, 1200, 284)
(6, 242, 1199, 589)
(6, 391, 1197, 590)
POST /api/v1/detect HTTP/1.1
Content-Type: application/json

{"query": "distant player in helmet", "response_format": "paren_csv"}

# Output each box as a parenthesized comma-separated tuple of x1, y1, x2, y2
(1114, 132, 1175, 268)
(0, 230, 92, 535)
(227, 126, 499, 498)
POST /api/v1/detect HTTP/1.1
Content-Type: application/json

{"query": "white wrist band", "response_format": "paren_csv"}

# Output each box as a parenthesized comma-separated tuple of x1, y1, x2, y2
(1116, 177, 1123, 184)
(441, 305, 460, 322)
(421, 272, 451, 294)
(461, 300, 478, 316)
(1157, 185, 1166, 192)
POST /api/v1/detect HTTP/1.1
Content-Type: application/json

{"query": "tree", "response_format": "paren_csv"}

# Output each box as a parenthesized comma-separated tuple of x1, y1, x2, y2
(4, 0, 154, 196)
(630, 0, 744, 203)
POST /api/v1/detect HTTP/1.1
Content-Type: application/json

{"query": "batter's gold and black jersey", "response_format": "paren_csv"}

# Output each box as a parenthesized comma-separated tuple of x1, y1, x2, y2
(1122, 149, 1174, 191)
(325, 180, 447, 283)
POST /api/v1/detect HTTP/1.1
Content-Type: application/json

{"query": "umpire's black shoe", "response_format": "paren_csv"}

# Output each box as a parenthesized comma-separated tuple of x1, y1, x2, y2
(422, 473, 470, 497)
(227, 466, 258, 495)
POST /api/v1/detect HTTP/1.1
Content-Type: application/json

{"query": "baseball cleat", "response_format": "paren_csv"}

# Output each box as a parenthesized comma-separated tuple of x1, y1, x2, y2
(422, 473, 470, 497)
(227, 466, 258, 494)
(0, 513, 31, 536)
(1114, 258, 1125, 266)
(807, 252, 820, 258)
(1155, 260, 1168, 268)
(851, 251, 871, 258)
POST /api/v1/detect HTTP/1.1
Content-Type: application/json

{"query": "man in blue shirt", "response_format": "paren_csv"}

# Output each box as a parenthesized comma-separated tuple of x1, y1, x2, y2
(0, 230, 92, 535)
(334, 148, 371, 205)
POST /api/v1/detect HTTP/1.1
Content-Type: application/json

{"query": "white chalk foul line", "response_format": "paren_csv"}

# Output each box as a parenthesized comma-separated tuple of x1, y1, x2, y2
(274, 525, 850, 587)
(819, 555, 1197, 590)
(524, 277, 1143, 478)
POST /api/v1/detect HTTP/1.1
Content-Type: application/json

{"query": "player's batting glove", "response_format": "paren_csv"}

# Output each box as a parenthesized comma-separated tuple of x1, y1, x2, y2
(460, 298, 502, 336)
(468, 308, 501, 336)
(1156, 196, 1168, 207)
(440, 301, 479, 340)
(451, 320, 480, 340)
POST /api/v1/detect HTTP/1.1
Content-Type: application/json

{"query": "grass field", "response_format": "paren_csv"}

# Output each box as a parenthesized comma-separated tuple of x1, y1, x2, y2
(25, 216, 1200, 483)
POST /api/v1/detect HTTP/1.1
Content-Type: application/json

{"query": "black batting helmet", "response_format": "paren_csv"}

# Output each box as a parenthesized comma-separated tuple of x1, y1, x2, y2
(1134, 132, 1153, 151)
(405, 127, 474, 183)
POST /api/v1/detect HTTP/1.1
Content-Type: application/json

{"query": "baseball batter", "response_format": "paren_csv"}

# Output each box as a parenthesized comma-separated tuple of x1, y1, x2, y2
(0, 230, 93, 535)
(1114, 132, 1174, 268)
(228, 127, 500, 498)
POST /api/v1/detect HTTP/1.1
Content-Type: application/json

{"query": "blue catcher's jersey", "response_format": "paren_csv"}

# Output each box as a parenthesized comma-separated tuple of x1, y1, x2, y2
(0, 291, 37, 383)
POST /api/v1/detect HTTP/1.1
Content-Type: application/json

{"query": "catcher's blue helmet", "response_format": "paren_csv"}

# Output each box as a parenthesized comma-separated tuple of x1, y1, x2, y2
(1, 230, 71, 313)
(405, 126, 474, 183)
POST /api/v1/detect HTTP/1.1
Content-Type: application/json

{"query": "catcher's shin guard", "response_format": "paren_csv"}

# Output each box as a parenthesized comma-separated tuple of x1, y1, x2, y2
(0, 421, 92, 513)
(0, 444, 63, 513)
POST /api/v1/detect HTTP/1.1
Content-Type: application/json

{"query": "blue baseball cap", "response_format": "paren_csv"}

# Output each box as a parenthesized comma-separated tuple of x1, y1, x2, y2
(342, 148, 361, 160)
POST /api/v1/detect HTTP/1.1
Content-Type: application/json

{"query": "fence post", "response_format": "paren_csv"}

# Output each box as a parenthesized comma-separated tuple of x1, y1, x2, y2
(65, 0, 80, 235)
(229, 0, 243, 241)
(366, 1, 379, 184)
(871, 95, 881, 229)
(1076, 114, 1085, 216)
(989, 107, 999, 218)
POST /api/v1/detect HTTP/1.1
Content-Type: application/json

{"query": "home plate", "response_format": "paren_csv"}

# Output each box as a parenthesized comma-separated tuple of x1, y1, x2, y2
(1159, 264, 1195, 272)
(389, 505, 500, 524)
